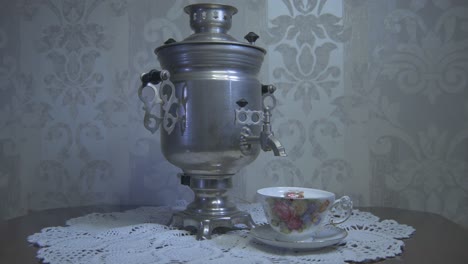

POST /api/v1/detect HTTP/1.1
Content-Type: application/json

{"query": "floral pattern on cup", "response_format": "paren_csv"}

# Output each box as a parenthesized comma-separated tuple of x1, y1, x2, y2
(284, 190, 304, 198)
(265, 197, 331, 234)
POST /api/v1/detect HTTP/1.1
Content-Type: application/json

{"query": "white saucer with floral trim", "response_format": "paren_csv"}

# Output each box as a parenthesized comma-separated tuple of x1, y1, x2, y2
(250, 224, 347, 250)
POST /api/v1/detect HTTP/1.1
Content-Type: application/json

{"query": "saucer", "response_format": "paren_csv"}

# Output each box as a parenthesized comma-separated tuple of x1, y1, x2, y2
(250, 224, 347, 250)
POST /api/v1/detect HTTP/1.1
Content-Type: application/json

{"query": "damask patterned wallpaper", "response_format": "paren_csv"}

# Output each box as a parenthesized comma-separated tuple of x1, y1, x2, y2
(1, 0, 467, 229)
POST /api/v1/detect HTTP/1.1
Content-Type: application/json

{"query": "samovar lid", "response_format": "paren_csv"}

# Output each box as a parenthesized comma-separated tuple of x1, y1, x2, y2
(155, 3, 265, 54)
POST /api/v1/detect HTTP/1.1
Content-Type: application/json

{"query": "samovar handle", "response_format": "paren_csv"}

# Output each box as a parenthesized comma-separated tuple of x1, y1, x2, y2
(138, 69, 170, 134)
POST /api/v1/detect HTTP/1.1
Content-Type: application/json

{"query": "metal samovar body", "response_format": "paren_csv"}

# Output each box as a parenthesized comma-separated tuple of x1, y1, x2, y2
(138, 3, 286, 240)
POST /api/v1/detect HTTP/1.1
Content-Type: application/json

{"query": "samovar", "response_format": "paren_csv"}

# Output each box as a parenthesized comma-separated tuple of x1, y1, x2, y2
(138, 3, 286, 240)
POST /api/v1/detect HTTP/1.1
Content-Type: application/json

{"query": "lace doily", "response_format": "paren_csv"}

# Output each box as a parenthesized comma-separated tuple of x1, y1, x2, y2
(28, 202, 415, 264)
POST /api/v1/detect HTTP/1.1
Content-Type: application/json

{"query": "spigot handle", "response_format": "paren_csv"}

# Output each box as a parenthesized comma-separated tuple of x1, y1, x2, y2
(261, 84, 276, 95)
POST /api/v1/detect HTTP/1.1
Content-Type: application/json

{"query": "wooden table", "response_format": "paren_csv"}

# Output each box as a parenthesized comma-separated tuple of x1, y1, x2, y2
(1, 206, 467, 263)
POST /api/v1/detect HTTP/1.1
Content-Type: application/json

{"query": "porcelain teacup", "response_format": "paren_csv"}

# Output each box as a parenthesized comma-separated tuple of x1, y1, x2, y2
(257, 187, 353, 241)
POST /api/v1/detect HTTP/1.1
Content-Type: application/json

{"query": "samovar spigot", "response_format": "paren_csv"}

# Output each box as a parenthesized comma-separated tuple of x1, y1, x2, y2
(259, 105, 287, 156)
(237, 85, 287, 157)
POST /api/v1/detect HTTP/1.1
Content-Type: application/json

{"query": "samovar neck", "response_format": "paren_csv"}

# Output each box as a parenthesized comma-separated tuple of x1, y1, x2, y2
(184, 3, 238, 36)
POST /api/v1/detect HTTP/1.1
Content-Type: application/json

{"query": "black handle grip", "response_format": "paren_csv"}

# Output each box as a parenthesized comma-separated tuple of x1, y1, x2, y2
(180, 174, 190, 186)
(140, 69, 163, 85)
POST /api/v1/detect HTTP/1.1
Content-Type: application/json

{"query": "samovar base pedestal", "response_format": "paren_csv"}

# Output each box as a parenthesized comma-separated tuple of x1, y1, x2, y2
(170, 174, 255, 240)
(170, 209, 255, 240)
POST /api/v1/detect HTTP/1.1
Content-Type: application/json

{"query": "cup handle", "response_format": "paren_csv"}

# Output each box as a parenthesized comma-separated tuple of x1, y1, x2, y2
(329, 196, 353, 225)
